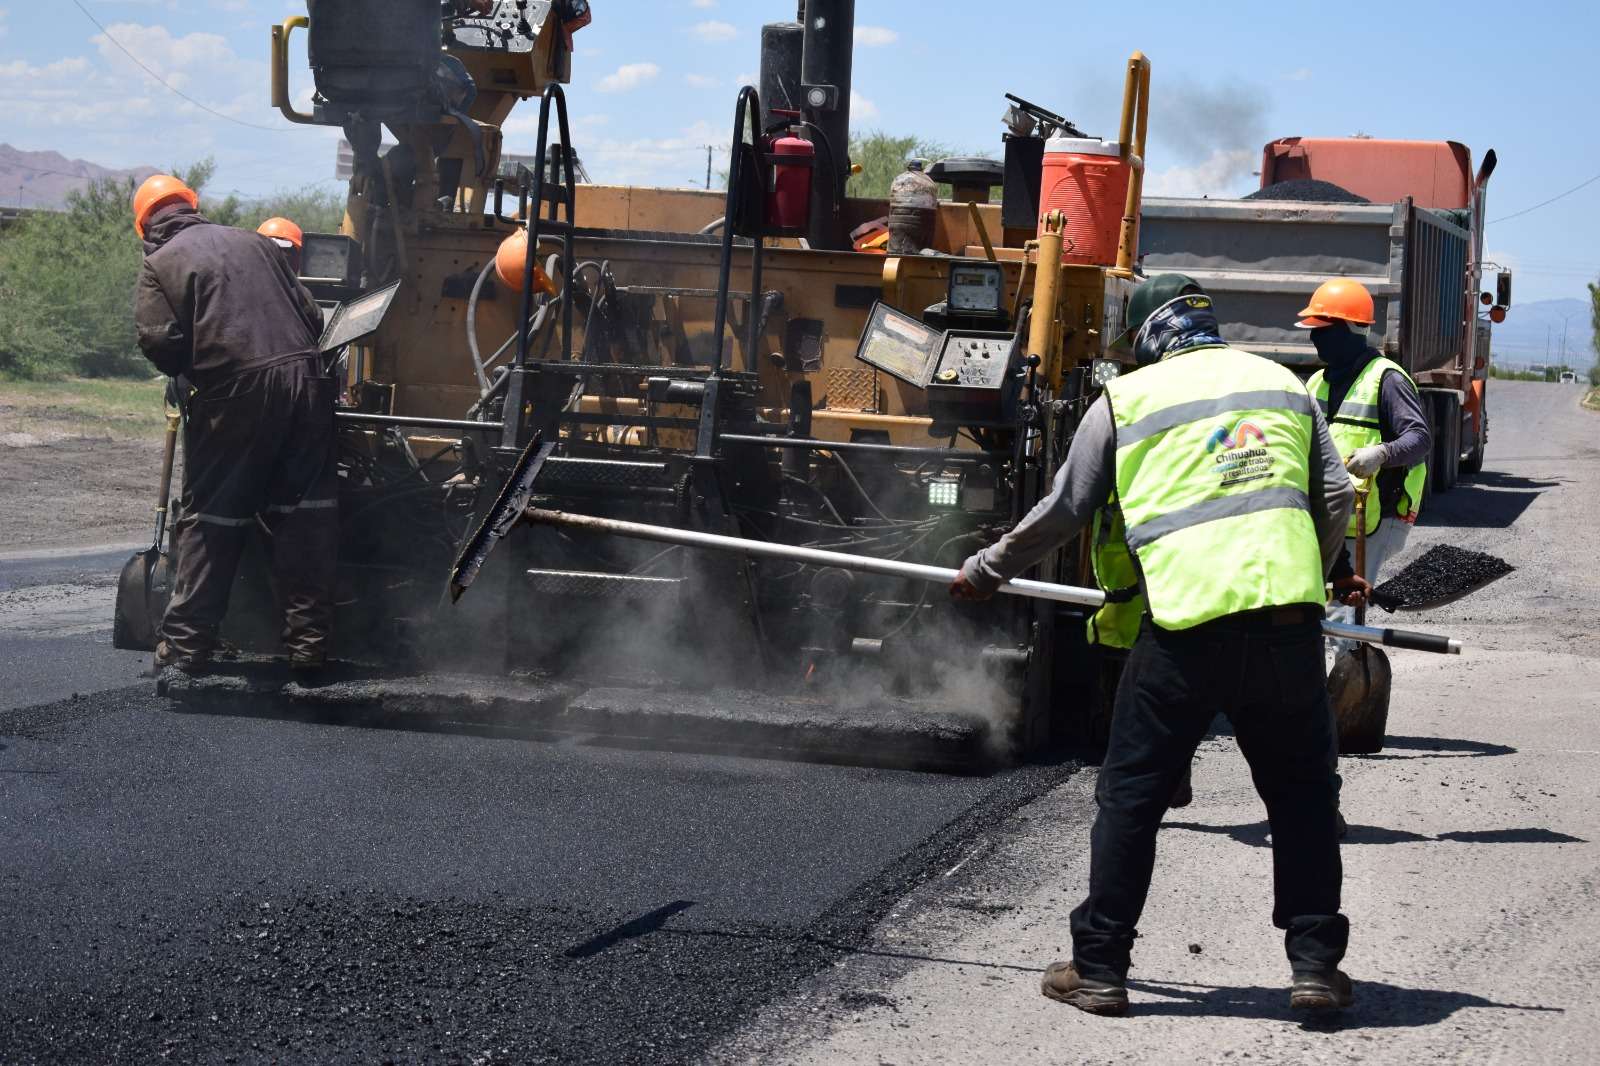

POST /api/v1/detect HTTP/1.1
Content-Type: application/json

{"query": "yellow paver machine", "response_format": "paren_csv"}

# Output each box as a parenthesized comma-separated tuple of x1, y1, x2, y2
(132, 0, 1162, 768)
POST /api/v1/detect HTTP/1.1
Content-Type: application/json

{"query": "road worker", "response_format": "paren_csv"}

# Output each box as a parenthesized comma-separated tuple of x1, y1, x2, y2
(257, 216, 305, 275)
(1297, 278, 1432, 646)
(952, 273, 1362, 1015)
(132, 175, 338, 673)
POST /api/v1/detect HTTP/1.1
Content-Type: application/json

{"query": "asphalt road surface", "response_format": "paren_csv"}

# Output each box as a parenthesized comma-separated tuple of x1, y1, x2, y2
(5, 380, 1596, 1064)
(727, 380, 1600, 1064)
(0, 549, 1081, 1062)
(0, 545, 149, 711)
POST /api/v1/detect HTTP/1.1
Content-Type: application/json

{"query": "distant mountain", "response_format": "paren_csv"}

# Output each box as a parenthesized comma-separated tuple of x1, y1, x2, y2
(0, 144, 159, 211)
(1489, 297, 1596, 370)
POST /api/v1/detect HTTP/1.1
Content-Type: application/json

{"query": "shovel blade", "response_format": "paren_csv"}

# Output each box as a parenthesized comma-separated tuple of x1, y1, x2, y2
(112, 548, 175, 652)
(1328, 644, 1392, 755)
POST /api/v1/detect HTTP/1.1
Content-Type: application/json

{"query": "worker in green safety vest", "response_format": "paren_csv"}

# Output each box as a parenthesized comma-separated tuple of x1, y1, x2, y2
(952, 274, 1364, 1016)
(1296, 278, 1433, 652)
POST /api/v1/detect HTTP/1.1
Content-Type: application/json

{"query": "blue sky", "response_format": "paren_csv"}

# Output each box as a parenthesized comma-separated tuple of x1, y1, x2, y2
(3, 1, 1598, 302)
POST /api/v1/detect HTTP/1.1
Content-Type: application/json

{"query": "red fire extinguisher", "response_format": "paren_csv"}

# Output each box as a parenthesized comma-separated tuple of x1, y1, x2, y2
(765, 111, 813, 237)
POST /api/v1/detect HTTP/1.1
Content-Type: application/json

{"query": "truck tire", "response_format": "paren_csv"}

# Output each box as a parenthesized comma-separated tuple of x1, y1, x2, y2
(1431, 392, 1461, 492)
(1461, 392, 1486, 475)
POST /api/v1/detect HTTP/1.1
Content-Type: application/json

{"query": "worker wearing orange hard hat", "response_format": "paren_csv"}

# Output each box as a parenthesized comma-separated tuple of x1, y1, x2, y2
(131, 174, 338, 676)
(257, 216, 304, 273)
(1297, 278, 1432, 650)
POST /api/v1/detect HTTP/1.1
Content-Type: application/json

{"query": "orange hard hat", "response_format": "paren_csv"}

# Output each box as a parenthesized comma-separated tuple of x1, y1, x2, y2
(493, 229, 558, 297)
(1296, 278, 1375, 328)
(257, 216, 304, 249)
(132, 174, 198, 238)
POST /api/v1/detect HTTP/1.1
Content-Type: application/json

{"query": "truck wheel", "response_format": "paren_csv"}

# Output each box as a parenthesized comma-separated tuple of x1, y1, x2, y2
(1431, 392, 1461, 492)
(1461, 395, 1486, 475)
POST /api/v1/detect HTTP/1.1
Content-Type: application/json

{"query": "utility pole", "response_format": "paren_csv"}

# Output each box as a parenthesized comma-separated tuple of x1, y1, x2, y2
(705, 145, 713, 190)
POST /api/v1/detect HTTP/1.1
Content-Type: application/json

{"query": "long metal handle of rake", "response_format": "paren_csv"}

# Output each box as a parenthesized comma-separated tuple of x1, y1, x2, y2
(525, 508, 1462, 654)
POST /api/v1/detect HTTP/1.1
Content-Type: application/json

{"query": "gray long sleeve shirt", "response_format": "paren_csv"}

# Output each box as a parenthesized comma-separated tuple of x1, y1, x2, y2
(1325, 351, 1431, 470)
(961, 395, 1355, 596)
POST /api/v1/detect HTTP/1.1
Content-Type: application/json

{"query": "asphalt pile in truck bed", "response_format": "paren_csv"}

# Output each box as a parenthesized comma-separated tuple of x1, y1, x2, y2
(1244, 179, 1370, 204)
(1371, 544, 1514, 610)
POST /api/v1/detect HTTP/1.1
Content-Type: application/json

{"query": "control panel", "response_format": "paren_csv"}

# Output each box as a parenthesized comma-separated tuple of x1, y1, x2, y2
(947, 261, 1005, 315)
(448, 1, 547, 54)
(925, 329, 1024, 425)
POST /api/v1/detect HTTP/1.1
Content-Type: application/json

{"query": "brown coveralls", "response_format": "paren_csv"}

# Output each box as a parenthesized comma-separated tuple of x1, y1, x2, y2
(133, 206, 338, 663)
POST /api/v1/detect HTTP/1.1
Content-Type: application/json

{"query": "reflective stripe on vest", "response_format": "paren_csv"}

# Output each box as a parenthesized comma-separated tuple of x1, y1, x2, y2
(1104, 346, 1327, 631)
(1307, 356, 1427, 535)
(1088, 502, 1144, 650)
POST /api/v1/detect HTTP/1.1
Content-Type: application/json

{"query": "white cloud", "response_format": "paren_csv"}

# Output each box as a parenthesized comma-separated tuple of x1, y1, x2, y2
(691, 0, 717, 7)
(1143, 148, 1257, 198)
(1286, 67, 1313, 82)
(684, 74, 718, 89)
(92, 23, 237, 92)
(690, 20, 737, 43)
(854, 26, 898, 47)
(733, 71, 757, 88)
(574, 119, 730, 188)
(850, 89, 878, 121)
(596, 62, 660, 93)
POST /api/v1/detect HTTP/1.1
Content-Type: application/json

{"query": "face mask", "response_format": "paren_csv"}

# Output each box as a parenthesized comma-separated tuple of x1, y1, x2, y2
(1131, 294, 1224, 366)
(1310, 323, 1368, 371)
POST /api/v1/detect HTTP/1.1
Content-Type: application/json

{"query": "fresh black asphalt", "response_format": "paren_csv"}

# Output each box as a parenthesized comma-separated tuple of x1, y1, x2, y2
(0, 548, 149, 712)
(0, 682, 1080, 1063)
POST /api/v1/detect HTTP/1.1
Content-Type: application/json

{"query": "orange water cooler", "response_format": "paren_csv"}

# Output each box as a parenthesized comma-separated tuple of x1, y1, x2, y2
(1038, 137, 1132, 265)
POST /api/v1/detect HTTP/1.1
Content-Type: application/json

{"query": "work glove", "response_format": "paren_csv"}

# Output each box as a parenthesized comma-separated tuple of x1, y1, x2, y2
(1345, 444, 1389, 479)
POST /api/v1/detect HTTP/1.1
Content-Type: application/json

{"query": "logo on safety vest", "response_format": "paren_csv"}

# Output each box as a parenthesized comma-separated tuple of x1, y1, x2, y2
(1206, 420, 1273, 487)
(1205, 420, 1266, 453)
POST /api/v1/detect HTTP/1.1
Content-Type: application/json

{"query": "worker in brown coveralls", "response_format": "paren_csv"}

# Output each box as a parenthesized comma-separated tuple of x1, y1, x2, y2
(130, 174, 338, 673)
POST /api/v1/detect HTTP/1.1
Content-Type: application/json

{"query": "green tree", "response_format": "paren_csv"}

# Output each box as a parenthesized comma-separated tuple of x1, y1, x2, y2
(0, 174, 146, 378)
(1588, 277, 1600, 387)
(0, 158, 346, 380)
(846, 131, 955, 200)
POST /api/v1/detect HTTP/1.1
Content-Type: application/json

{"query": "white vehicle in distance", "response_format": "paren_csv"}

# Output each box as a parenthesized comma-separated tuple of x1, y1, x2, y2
(1559, 370, 1578, 384)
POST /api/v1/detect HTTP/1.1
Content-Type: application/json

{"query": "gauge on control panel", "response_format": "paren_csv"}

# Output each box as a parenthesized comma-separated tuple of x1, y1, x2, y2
(946, 261, 1005, 315)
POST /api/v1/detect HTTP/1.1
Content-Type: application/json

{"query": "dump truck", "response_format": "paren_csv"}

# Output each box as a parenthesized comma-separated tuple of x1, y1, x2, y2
(114, 0, 1163, 768)
(1141, 137, 1511, 490)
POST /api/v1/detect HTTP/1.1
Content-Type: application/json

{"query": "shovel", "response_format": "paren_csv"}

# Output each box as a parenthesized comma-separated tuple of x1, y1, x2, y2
(112, 408, 180, 652)
(1327, 480, 1393, 755)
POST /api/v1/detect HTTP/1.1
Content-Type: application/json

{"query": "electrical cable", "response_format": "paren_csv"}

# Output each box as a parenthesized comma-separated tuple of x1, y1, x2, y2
(826, 450, 895, 523)
(67, 0, 292, 133)
(1489, 170, 1600, 224)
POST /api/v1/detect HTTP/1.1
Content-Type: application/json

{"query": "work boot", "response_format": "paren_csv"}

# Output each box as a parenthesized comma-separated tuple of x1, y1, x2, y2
(151, 640, 210, 677)
(1040, 961, 1128, 1016)
(287, 647, 328, 684)
(289, 649, 326, 671)
(1290, 969, 1354, 1011)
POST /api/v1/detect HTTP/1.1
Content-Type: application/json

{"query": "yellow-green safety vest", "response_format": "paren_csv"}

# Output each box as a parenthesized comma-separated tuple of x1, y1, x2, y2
(1087, 500, 1144, 649)
(1102, 345, 1327, 631)
(1306, 356, 1427, 536)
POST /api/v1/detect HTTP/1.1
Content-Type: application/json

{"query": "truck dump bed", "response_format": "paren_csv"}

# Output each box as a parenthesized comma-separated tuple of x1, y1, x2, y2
(1140, 196, 1471, 380)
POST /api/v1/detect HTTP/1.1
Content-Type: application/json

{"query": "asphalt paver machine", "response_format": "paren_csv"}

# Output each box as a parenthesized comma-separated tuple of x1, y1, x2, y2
(124, 1, 1160, 767)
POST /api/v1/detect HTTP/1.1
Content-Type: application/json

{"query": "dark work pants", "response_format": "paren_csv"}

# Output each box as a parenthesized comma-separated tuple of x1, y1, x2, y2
(161, 357, 339, 660)
(1070, 610, 1347, 983)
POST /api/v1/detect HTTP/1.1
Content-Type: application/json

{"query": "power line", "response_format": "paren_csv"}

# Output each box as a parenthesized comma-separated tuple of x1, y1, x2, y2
(1489, 169, 1600, 225)
(68, 0, 290, 133)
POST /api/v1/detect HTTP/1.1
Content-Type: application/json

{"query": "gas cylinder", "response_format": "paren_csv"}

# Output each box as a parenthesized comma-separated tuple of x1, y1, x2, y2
(767, 132, 814, 236)
(888, 158, 938, 255)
